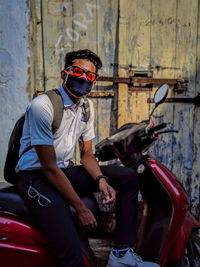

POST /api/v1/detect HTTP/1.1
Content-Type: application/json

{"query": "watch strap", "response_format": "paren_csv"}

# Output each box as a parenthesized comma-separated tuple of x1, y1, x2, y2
(96, 175, 108, 183)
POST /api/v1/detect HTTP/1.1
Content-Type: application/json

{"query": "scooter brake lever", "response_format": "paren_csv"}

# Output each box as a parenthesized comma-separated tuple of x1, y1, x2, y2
(145, 123, 152, 134)
(157, 130, 179, 134)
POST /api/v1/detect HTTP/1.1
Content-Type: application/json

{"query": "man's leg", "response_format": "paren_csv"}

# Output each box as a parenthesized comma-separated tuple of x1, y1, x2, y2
(65, 165, 139, 246)
(17, 170, 86, 267)
(99, 165, 139, 246)
(65, 165, 159, 267)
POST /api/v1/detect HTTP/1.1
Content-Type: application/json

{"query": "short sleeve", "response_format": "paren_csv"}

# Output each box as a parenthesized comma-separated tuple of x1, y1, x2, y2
(27, 95, 54, 146)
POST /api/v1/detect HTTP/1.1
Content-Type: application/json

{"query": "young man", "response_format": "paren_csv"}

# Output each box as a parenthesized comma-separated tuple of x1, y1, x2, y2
(16, 49, 159, 267)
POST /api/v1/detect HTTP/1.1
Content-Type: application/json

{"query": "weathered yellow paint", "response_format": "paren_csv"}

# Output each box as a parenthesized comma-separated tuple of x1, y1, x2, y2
(118, 0, 151, 127)
(28, 0, 44, 98)
(118, 1, 131, 127)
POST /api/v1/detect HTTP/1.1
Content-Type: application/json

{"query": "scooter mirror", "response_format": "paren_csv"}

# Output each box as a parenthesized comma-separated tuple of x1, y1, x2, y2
(149, 84, 169, 119)
(154, 84, 169, 104)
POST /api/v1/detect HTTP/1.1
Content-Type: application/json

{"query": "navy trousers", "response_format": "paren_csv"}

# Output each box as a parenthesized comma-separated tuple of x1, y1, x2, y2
(17, 165, 139, 267)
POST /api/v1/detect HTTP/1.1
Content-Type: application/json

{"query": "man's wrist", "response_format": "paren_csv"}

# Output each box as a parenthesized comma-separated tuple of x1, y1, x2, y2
(74, 201, 87, 213)
(95, 175, 108, 183)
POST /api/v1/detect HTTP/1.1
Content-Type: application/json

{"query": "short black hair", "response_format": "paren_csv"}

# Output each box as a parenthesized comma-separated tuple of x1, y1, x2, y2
(64, 49, 102, 72)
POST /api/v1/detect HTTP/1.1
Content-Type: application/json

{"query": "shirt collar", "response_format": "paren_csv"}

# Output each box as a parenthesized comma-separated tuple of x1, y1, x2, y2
(58, 85, 84, 107)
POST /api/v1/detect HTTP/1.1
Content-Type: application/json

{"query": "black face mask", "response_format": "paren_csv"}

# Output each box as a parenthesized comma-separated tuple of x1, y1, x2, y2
(65, 74, 93, 98)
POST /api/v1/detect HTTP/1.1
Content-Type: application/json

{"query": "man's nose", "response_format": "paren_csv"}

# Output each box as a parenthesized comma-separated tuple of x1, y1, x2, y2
(81, 72, 87, 79)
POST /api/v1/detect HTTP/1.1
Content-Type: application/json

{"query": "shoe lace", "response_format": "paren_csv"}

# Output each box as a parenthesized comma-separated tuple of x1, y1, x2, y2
(129, 248, 143, 263)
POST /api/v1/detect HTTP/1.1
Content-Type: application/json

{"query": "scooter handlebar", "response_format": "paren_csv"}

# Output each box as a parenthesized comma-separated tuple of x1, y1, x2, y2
(147, 123, 167, 135)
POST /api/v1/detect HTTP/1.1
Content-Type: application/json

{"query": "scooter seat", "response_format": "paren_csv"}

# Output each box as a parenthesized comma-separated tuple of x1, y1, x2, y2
(0, 182, 98, 221)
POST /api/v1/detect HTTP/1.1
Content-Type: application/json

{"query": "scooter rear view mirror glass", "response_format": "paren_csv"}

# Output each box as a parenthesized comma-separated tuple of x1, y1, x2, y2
(154, 84, 169, 104)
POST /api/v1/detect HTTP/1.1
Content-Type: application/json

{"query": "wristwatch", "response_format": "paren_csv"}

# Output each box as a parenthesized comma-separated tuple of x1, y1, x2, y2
(96, 175, 109, 183)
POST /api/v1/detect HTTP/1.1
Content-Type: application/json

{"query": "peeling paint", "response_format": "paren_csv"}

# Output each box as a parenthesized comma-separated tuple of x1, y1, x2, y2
(0, 49, 13, 85)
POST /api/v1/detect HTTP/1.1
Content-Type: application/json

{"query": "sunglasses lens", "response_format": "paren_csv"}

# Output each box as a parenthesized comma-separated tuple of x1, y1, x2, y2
(87, 72, 96, 82)
(73, 67, 83, 77)
(70, 66, 96, 82)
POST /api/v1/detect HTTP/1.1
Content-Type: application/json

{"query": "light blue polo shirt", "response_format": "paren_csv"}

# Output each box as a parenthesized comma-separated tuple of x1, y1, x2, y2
(16, 86, 95, 172)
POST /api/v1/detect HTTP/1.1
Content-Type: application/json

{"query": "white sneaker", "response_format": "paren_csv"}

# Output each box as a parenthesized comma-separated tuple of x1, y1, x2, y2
(107, 248, 160, 267)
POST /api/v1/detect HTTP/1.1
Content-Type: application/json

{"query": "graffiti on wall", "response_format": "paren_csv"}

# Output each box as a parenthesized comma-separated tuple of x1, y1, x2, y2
(55, 2, 99, 53)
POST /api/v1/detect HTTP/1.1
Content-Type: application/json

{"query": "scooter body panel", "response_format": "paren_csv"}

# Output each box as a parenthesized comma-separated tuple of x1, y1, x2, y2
(148, 158, 189, 266)
(0, 210, 58, 267)
(0, 211, 93, 267)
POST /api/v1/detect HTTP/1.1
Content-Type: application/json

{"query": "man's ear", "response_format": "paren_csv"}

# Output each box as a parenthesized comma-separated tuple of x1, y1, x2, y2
(61, 70, 67, 81)
(92, 80, 96, 89)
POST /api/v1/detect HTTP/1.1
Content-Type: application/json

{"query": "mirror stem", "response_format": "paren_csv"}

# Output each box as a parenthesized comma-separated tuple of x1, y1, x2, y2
(149, 104, 158, 120)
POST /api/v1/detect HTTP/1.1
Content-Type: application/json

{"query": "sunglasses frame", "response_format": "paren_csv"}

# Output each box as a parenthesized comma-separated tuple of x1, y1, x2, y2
(65, 65, 98, 82)
(27, 186, 51, 207)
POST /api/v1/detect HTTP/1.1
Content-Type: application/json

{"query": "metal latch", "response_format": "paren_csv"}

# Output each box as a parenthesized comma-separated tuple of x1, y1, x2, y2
(88, 71, 188, 98)
(97, 76, 187, 90)
(147, 93, 200, 106)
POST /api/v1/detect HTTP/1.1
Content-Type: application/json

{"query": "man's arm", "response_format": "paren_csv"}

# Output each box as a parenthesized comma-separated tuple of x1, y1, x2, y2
(34, 145, 97, 230)
(79, 140, 116, 204)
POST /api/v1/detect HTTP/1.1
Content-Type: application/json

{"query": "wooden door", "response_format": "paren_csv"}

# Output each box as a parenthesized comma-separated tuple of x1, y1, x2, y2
(117, 0, 200, 219)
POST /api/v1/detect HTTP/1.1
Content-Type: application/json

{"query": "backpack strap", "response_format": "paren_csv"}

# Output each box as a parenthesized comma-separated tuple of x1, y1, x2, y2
(80, 96, 91, 158)
(45, 89, 64, 134)
(83, 96, 90, 122)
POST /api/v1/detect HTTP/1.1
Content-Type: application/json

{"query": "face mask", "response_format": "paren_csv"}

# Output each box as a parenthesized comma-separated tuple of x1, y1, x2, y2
(65, 73, 93, 98)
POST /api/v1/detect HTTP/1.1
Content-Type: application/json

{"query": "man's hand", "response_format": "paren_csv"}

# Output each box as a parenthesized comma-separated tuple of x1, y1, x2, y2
(99, 179, 116, 204)
(77, 206, 98, 231)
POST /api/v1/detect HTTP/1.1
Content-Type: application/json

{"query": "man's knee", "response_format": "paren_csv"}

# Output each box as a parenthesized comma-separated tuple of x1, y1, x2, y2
(100, 165, 139, 192)
(120, 168, 139, 193)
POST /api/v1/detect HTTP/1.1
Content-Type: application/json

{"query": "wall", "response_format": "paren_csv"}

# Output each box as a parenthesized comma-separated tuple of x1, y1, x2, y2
(0, 0, 29, 178)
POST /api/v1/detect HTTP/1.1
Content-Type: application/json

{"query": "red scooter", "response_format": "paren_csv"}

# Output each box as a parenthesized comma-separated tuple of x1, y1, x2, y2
(95, 84, 200, 267)
(0, 84, 199, 267)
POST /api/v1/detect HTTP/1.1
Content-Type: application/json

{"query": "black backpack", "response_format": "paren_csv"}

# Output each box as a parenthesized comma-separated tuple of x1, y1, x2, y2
(4, 89, 90, 185)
